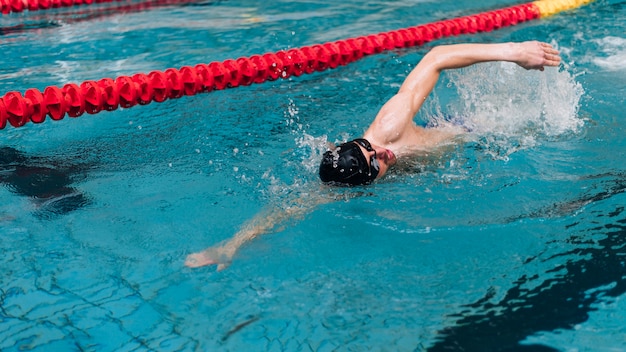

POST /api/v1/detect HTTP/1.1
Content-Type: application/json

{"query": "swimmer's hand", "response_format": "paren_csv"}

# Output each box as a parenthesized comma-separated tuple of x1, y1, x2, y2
(514, 41, 561, 71)
(185, 245, 235, 271)
(185, 194, 328, 271)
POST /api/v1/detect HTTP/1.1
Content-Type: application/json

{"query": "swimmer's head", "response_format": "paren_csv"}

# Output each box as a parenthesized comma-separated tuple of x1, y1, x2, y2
(319, 138, 379, 186)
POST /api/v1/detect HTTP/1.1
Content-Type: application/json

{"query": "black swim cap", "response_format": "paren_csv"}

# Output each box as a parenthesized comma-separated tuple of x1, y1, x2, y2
(319, 139, 379, 186)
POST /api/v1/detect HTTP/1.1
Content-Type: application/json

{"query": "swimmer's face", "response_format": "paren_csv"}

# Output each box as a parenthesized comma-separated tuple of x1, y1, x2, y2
(353, 139, 396, 180)
(318, 138, 398, 186)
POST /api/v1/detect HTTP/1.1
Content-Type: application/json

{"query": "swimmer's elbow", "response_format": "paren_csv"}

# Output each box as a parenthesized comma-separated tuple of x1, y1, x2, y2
(423, 46, 448, 72)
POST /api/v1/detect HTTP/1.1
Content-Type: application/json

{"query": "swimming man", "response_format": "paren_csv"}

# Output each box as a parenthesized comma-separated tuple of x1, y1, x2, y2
(318, 41, 561, 185)
(185, 41, 561, 269)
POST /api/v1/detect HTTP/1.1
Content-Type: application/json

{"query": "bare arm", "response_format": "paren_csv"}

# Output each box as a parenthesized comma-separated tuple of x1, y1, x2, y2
(185, 191, 333, 270)
(368, 41, 561, 140)
(400, 41, 560, 110)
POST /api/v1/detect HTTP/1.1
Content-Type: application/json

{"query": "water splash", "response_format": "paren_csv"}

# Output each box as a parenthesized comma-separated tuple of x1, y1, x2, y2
(284, 98, 303, 132)
(591, 36, 626, 71)
(292, 62, 584, 177)
(296, 133, 331, 174)
(435, 62, 585, 159)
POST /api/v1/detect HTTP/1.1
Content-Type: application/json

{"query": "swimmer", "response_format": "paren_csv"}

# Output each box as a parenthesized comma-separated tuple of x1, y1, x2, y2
(318, 41, 560, 185)
(185, 41, 561, 270)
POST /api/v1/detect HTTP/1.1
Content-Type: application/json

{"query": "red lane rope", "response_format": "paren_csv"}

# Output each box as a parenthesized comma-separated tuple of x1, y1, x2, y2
(0, 2, 540, 130)
(0, 0, 215, 38)
(0, 0, 201, 15)
(1, 0, 125, 14)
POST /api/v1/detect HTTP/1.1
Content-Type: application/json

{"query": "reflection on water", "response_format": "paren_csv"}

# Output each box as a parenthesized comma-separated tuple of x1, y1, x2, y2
(428, 179, 626, 351)
(0, 147, 91, 219)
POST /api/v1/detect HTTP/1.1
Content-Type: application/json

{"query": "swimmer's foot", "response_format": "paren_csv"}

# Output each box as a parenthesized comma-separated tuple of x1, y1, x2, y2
(185, 245, 234, 271)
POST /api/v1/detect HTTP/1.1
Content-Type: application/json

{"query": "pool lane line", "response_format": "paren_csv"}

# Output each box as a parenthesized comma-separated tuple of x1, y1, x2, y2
(0, 0, 201, 15)
(1, 0, 128, 14)
(0, 0, 595, 130)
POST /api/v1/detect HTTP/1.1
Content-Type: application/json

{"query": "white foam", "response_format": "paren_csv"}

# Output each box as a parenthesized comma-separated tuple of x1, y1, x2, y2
(437, 62, 584, 158)
(297, 133, 331, 173)
(591, 36, 626, 71)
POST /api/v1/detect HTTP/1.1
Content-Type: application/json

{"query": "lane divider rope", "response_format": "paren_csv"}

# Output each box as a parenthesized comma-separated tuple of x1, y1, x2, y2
(0, 0, 201, 15)
(0, 0, 595, 130)
(2, 0, 127, 14)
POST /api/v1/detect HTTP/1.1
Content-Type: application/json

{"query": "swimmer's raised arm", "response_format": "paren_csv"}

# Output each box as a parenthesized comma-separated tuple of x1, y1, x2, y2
(366, 41, 561, 144)
(185, 191, 333, 270)
(401, 41, 560, 98)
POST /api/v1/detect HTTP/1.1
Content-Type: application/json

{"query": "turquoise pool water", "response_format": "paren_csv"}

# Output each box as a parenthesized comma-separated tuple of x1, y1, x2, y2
(1, 0, 625, 350)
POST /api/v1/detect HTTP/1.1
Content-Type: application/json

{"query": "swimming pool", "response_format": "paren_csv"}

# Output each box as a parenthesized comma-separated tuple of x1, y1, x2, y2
(1, 0, 625, 350)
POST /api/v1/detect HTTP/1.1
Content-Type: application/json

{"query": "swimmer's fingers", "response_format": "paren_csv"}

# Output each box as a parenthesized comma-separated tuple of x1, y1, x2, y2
(185, 251, 218, 268)
(544, 57, 561, 67)
(516, 41, 561, 71)
(542, 45, 561, 67)
(540, 42, 557, 50)
(216, 262, 231, 271)
(185, 244, 236, 270)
